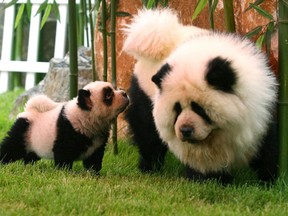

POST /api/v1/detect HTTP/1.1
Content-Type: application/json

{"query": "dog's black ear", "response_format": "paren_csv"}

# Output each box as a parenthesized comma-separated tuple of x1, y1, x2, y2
(152, 63, 171, 90)
(77, 89, 92, 111)
(205, 57, 237, 93)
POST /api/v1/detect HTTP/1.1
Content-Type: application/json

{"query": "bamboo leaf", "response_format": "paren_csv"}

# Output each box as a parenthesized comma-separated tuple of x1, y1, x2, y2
(3, 0, 19, 10)
(160, 0, 169, 7)
(265, 21, 275, 57)
(146, 0, 155, 9)
(26, 0, 32, 20)
(256, 34, 265, 48)
(267, 21, 275, 32)
(192, 0, 208, 21)
(265, 28, 272, 57)
(249, 3, 274, 20)
(40, 4, 52, 29)
(245, 25, 263, 38)
(245, 0, 265, 12)
(35, 0, 48, 16)
(52, 0, 61, 22)
(14, 4, 25, 28)
(141, 0, 148, 6)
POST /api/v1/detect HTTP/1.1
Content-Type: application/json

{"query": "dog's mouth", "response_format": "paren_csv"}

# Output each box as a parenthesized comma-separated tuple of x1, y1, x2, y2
(180, 130, 214, 145)
(182, 138, 202, 144)
(116, 98, 130, 115)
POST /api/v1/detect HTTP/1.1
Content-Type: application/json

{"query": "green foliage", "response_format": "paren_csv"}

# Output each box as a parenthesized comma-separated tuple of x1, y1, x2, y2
(192, 0, 208, 21)
(244, 1, 277, 55)
(192, 0, 276, 51)
(0, 89, 24, 137)
(245, 0, 266, 12)
(4, 0, 60, 29)
(14, 4, 25, 28)
(3, 0, 18, 9)
(40, 3, 52, 29)
(143, 0, 169, 9)
(26, 0, 32, 18)
(52, 0, 60, 22)
(192, 0, 221, 30)
(248, 3, 273, 20)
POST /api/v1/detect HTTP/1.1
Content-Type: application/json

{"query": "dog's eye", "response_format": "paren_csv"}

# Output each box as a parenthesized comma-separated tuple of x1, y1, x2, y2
(174, 102, 182, 116)
(173, 102, 182, 124)
(103, 87, 114, 106)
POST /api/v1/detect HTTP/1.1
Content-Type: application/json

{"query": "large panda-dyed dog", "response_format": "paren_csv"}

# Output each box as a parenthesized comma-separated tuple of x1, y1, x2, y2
(123, 9, 278, 183)
(0, 81, 129, 173)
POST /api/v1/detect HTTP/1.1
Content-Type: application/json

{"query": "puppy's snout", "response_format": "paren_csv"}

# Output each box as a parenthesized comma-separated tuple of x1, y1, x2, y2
(180, 126, 194, 139)
(118, 88, 128, 98)
(121, 91, 128, 98)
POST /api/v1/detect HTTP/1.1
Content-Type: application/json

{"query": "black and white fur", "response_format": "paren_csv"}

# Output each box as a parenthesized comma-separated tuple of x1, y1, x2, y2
(123, 9, 278, 183)
(0, 81, 129, 173)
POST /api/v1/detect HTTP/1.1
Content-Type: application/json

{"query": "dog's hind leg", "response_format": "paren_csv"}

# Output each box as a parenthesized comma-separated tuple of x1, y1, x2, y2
(0, 118, 30, 163)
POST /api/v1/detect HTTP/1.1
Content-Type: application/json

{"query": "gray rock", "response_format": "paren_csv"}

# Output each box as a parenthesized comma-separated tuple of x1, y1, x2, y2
(10, 47, 95, 118)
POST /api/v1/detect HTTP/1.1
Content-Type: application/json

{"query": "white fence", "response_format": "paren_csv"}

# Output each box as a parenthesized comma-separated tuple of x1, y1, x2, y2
(0, 0, 93, 93)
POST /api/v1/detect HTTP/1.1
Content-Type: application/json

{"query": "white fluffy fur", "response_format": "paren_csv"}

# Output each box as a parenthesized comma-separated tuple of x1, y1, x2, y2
(23, 95, 62, 113)
(124, 9, 277, 173)
(123, 9, 207, 99)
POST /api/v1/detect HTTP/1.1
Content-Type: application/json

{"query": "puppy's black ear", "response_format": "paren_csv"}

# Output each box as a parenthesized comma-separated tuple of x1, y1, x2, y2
(152, 63, 171, 90)
(77, 89, 92, 111)
(205, 57, 237, 93)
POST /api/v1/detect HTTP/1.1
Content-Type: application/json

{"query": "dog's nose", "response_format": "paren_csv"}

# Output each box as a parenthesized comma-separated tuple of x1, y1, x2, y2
(180, 126, 194, 139)
(121, 91, 128, 98)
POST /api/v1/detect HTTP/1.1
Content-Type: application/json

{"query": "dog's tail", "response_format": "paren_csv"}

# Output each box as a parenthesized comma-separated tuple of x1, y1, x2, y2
(24, 95, 60, 113)
(122, 9, 206, 61)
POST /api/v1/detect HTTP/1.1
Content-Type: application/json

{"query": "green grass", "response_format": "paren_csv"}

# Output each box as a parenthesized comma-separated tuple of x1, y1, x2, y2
(0, 90, 288, 215)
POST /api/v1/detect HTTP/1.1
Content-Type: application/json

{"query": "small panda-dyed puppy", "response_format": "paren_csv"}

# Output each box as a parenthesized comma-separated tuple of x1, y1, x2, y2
(123, 9, 278, 183)
(0, 81, 129, 172)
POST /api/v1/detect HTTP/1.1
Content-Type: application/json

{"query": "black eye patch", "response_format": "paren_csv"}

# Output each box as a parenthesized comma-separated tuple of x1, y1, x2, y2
(191, 102, 212, 124)
(103, 87, 114, 106)
(173, 102, 182, 123)
(174, 102, 182, 116)
(205, 57, 237, 93)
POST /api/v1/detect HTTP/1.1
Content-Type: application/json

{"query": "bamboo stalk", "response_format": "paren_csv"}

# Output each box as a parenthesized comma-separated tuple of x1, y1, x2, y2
(69, 0, 78, 99)
(223, 0, 235, 32)
(88, 0, 96, 81)
(110, 0, 118, 154)
(208, 0, 214, 30)
(278, 0, 288, 180)
(101, 0, 108, 81)
(11, 5, 23, 90)
(110, 0, 116, 93)
(78, 0, 85, 46)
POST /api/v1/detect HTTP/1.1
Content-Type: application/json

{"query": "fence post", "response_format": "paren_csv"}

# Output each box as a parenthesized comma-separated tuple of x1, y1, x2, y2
(0, 5, 15, 93)
(25, 4, 41, 90)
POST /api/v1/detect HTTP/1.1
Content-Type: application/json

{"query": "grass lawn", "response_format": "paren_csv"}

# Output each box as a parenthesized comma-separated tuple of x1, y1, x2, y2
(0, 90, 288, 215)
